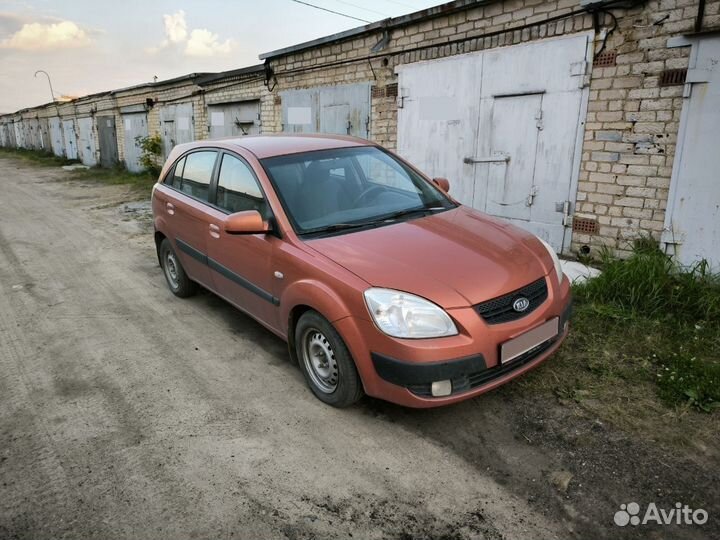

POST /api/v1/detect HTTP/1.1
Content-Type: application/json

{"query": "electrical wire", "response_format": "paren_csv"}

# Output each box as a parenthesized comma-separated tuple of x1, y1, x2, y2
(269, 7, 589, 79)
(290, 0, 371, 23)
(332, 0, 390, 17)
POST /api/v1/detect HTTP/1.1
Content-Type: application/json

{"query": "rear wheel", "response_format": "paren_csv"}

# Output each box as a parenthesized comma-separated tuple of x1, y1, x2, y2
(295, 311, 363, 407)
(160, 239, 197, 298)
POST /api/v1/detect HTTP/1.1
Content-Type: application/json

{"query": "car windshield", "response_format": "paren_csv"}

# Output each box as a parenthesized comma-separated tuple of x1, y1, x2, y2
(261, 146, 455, 236)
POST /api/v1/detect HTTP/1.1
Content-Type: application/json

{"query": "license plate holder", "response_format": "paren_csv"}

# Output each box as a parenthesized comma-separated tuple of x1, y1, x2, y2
(500, 317, 559, 364)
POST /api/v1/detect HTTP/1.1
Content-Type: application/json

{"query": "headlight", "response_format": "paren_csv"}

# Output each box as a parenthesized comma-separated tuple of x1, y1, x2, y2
(363, 288, 458, 339)
(537, 237, 564, 284)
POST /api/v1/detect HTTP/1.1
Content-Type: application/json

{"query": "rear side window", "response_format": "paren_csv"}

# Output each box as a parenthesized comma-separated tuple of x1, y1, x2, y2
(216, 154, 267, 216)
(176, 151, 217, 201)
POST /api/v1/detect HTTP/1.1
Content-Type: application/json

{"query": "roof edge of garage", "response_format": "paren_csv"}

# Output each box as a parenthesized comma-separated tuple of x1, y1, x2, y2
(258, 0, 493, 60)
(196, 64, 265, 86)
(110, 72, 214, 96)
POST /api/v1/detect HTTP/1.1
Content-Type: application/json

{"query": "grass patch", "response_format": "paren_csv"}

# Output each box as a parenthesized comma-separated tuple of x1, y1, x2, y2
(511, 242, 720, 447)
(0, 146, 78, 167)
(68, 166, 157, 196)
(0, 147, 157, 196)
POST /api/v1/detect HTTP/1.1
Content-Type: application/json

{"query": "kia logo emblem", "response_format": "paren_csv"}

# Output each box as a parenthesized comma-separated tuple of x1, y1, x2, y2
(513, 297, 530, 312)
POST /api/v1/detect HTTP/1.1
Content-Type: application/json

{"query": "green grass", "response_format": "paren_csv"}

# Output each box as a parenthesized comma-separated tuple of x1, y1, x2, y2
(512, 241, 720, 447)
(68, 166, 157, 196)
(0, 146, 78, 167)
(0, 146, 157, 195)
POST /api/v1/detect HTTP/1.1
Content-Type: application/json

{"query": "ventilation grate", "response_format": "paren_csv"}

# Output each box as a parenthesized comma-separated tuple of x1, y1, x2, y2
(594, 50, 617, 67)
(371, 86, 385, 98)
(659, 68, 687, 86)
(385, 83, 399, 97)
(573, 217, 599, 235)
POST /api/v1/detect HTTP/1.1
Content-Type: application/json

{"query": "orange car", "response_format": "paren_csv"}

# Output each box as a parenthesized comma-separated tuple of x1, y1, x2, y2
(151, 135, 571, 408)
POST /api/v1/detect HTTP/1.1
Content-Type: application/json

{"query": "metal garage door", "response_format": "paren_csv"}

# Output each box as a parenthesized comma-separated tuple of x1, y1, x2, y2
(397, 34, 591, 253)
(14, 122, 25, 149)
(281, 83, 370, 138)
(62, 120, 78, 160)
(77, 116, 97, 166)
(159, 103, 194, 157)
(49, 117, 65, 157)
(122, 113, 148, 172)
(96, 116, 118, 168)
(208, 100, 260, 139)
(662, 36, 720, 270)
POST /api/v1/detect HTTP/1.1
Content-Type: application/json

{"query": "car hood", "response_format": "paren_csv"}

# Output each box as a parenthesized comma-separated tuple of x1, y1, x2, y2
(305, 206, 552, 308)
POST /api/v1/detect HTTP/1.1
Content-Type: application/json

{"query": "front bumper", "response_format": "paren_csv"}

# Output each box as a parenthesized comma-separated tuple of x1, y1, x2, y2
(334, 273, 572, 408)
(372, 300, 571, 398)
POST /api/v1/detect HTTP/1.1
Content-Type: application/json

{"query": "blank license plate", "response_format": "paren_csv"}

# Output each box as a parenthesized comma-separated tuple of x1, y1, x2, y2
(500, 317, 559, 364)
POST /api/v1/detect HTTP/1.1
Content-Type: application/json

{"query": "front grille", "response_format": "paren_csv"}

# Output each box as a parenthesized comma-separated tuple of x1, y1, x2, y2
(407, 336, 558, 397)
(475, 277, 548, 324)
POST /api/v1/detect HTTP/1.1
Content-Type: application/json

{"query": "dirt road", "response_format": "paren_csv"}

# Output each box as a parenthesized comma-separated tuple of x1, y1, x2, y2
(0, 158, 716, 539)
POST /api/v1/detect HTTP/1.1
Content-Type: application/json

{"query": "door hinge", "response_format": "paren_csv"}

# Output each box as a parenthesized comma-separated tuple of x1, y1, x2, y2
(535, 109, 544, 131)
(660, 227, 685, 245)
(570, 61, 590, 88)
(396, 88, 405, 109)
(526, 186, 538, 207)
(559, 200, 572, 226)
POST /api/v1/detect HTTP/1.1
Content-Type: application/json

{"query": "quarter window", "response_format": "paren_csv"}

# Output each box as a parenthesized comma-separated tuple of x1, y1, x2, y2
(177, 151, 217, 202)
(216, 154, 267, 216)
(166, 157, 185, 188)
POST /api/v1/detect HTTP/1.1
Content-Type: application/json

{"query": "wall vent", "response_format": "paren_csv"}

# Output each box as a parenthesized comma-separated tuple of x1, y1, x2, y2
(572, 217, 599, 235)
(593, 50, 617, 67)
(659, 68, 687, 86)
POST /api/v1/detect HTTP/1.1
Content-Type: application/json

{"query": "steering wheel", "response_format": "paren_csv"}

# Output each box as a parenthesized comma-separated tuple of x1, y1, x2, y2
(351, 184, 385, 208)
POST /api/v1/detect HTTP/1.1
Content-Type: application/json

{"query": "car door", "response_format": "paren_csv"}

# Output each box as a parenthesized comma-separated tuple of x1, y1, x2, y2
(161, 149, 219, 288)
(206, 151, 280, 330)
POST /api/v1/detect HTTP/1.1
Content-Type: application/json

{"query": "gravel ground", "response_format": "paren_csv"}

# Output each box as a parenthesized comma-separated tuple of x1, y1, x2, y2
(0, 158, 716, 539)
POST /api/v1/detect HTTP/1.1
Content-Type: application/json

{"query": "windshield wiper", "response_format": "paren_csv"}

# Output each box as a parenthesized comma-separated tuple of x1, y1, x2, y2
(301, 205, 447, 237)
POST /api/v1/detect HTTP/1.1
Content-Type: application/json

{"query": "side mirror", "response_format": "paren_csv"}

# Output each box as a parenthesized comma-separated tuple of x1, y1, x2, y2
(432, 177, 450, 193)
(224, 210, 270, 235)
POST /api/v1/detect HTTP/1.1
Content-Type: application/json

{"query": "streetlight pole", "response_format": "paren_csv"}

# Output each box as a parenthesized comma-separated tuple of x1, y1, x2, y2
(34, 70, 56, 102)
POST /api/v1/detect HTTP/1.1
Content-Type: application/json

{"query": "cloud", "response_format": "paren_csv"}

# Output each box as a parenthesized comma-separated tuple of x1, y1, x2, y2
(0, 20, 91, 50)
(163, 10, 187, 44)
(147, 10, 233, 57)
(185, 28, 233, 57)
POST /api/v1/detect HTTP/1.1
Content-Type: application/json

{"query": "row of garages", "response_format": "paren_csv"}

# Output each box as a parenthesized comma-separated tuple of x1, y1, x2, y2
(1, 0, 719, 267)
(0, 66, 269, 172)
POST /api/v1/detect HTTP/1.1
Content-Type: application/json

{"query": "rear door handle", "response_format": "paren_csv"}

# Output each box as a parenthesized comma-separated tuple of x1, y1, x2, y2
(166, 202, 175, 215)
(209, 223, 220, 239)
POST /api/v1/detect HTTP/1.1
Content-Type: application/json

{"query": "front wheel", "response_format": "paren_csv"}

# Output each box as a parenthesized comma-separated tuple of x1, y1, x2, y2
(295, 311, 363, 407)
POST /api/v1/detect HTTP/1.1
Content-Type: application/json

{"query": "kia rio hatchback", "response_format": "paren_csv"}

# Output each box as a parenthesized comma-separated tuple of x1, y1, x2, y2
(151, 135, 571, 408)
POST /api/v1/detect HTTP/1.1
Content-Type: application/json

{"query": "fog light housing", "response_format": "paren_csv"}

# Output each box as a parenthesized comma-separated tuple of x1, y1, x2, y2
(431, 380, 452, 397)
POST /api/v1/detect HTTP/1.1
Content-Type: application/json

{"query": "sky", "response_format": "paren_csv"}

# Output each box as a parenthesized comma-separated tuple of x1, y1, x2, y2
(0, 0, 443, 113)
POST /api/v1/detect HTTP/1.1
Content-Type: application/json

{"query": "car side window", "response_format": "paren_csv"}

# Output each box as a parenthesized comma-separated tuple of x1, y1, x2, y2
(178, 151, 216, 202)
(216, 154, 268, 217)
(166, 157, 186, 188)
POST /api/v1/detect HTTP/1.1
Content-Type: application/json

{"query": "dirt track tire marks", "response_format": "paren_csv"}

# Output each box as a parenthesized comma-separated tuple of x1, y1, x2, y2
(0, 158, 568, 539)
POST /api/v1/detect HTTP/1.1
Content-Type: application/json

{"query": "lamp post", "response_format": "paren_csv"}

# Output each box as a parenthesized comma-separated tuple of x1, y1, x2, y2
(34, 70, 56, 102)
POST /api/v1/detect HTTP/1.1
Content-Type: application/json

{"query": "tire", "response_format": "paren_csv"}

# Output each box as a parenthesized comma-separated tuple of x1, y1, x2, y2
(159, 238, 197, 298)
(295, 310, 363, 407)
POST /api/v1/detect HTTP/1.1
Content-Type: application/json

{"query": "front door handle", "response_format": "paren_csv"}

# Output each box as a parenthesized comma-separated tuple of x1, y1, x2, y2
(166, 202, 175, 215)
(209, 223, 220, 239)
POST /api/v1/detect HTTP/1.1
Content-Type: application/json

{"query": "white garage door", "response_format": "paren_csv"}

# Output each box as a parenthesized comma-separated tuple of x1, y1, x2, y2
(397, 34, 592, 253)
(662, 36, 720, 270)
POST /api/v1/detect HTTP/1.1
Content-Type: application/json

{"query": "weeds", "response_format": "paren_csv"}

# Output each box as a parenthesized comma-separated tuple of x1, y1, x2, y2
(0, 147, 77, 167)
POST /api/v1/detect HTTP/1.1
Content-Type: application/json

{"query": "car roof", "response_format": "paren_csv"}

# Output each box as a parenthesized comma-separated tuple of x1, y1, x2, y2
(174, 134, 376, 159)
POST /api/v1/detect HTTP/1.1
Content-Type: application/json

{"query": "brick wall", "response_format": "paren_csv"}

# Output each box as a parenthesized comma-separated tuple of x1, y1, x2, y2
(2, 0, 718, 259)
(263, 0, 719, 258)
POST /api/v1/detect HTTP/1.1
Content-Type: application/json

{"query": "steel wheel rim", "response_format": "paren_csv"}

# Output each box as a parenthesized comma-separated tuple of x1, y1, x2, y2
(301, 328, 338, 394)
(165, 251, 179, 289)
